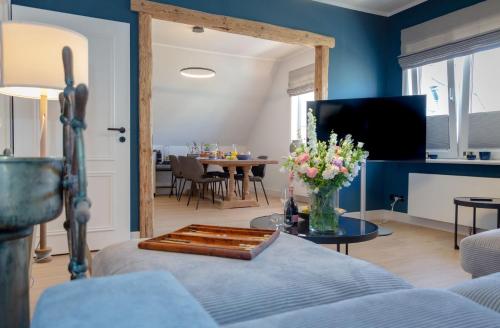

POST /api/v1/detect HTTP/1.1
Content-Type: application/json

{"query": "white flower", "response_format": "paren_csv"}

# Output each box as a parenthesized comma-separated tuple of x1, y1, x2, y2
(307, 109, 318, 154)
(297, 164, 308, 174)
(352, 165, 360, 176)
(322, 165, 337, 180)
(313, 187, 319, 194)
(343, 181, 351, 187)
(357, 142, 364, 148)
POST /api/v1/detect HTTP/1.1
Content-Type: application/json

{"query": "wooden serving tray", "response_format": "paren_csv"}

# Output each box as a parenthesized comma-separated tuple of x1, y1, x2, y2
(138, 224, 279, 260)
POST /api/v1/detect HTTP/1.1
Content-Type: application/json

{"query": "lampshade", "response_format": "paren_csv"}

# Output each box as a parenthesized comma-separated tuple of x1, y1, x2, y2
(0, 21, 88, 100)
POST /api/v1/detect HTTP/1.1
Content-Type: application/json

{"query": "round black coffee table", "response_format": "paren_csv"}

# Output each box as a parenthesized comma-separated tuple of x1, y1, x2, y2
(250, 214, 378, 255)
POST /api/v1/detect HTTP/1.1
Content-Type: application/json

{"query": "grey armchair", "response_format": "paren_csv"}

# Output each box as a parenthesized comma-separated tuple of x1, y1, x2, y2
(460, 228, 500, 278)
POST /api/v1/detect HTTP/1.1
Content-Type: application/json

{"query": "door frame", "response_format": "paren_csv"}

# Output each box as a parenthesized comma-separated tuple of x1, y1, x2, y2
(131, 0, 335, 237)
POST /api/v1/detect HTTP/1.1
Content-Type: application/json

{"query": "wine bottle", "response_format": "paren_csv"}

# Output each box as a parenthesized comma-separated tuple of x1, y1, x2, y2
(284, 187, 299, 227)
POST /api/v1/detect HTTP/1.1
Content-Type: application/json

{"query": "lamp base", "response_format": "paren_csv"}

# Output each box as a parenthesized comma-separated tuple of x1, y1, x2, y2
(34, 245, 52, 263)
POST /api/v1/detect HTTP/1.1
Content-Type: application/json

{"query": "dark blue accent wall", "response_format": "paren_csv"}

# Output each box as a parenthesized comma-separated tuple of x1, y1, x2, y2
(379, 0, 500, 214)
(12, 0, 390, 230)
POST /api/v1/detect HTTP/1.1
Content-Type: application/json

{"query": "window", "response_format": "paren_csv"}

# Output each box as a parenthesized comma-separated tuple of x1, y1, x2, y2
(291, 91, 314, 143)
(465, 47, 500, 151)
(404, 59, 460, 158)
(403, 47, 500, 159)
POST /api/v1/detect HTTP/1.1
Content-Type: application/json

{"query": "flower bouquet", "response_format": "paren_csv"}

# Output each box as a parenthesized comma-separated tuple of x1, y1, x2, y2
(282, 109, 368, 233)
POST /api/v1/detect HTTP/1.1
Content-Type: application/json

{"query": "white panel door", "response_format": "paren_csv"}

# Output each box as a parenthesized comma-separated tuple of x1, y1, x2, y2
(12, 5, 131, 254)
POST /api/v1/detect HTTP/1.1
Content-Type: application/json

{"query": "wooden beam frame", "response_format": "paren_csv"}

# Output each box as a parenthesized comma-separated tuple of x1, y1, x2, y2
(138, 12, 154, 238)
(314, 45, 329, 100)
(131, 0, 334, 48)
(132, 0, 334, 237)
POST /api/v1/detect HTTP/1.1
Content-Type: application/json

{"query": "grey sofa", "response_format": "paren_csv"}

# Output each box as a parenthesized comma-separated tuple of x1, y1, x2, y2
(33, 234, 500, 327)
(460, 228, 500, 278)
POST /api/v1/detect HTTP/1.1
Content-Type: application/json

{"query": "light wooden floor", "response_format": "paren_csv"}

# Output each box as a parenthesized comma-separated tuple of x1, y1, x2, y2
(30, 193, 470, 312)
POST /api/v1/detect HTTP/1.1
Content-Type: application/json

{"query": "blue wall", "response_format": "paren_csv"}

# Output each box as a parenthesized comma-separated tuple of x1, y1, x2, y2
(379, 0, 500, 214)
(12, 0, 389, 230)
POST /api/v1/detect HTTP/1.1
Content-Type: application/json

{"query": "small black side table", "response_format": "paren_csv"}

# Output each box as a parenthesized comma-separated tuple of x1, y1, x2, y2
(250, 214, 378, 255)
(454, 197, 500, 249)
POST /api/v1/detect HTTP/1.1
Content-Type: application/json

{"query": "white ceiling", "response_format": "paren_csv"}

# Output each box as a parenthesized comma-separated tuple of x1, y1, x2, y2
(313, 0, 428, 16)
(152, 19, 305, 61)
(151, 44, 277, 146)
(151, 20, 309, 147)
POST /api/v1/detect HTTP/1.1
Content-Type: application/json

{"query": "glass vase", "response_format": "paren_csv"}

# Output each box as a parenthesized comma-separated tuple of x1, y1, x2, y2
(309, 186, 339, 233)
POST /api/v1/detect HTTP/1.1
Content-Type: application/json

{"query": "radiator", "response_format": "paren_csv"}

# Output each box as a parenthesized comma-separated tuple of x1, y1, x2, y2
(408, 173, 500, 230)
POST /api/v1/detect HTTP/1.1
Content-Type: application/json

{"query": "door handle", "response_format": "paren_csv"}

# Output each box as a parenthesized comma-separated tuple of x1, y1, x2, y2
(108, 127, 126, 133)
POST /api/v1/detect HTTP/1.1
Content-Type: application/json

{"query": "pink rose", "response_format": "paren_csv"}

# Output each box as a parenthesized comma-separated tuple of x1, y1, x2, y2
(306, 167, 318, 178)
(296, 153, 310, 164)
(340, 167, 348, 174)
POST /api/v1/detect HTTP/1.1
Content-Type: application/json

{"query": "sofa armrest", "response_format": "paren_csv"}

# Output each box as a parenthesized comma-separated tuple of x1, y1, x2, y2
(460, 229, 500, 278)
(449, 273, 500, 314)
(32, 271, 218, 328)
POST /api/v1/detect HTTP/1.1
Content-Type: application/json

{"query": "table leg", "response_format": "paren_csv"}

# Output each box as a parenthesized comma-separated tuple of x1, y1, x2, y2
(345, 244, 349, 255)
(497, 209, 500, 229)
(336, 244, 340, 252)
(226, 166, 236, 202)
(473, 207, 477, 234)
(454, 204, 459, 250)
(242, 166, 251, 200)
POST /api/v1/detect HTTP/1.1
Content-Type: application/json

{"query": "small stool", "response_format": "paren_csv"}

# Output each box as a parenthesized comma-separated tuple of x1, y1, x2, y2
(454, 197, 500, 249)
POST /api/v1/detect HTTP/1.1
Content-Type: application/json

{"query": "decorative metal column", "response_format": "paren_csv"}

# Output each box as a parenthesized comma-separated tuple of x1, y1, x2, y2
(0, 46, 91, 328)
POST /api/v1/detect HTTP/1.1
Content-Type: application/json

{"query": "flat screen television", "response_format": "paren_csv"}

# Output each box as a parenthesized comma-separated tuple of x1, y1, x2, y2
(308, 96, 426, 161)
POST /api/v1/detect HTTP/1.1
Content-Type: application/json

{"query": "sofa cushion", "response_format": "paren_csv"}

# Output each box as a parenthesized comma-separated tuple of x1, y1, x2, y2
(460, 229, 500, 278)
(223, 289, 500, 328)
(449, 273, 500, 313)
(93, 233, 412, 325)
(31, 271, 218, 328)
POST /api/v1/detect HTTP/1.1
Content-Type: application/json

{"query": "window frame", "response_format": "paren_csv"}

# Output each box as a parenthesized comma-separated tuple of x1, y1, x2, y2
(459, 53, 500, 156)
(290, 91, 314, 144)
(403, 59, 459, 159)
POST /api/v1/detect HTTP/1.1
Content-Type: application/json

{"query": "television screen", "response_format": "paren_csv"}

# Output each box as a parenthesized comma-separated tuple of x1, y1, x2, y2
(308, 96, 426, 161)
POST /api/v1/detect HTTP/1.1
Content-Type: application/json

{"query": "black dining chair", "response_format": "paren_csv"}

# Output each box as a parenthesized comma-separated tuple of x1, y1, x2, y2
(182, 157, 225, 210)
(169, 155, 184, 201)
(236, 155, 269, 205)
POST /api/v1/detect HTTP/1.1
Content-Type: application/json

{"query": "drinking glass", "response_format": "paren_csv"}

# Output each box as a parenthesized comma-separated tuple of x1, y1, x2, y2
(270, 213, 284, 231)
(280, 186, 288, 209)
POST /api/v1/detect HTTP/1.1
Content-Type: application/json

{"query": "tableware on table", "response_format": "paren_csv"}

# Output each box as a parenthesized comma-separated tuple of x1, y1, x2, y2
(237, 154, 251, 160)
(270, 213, 284, 231)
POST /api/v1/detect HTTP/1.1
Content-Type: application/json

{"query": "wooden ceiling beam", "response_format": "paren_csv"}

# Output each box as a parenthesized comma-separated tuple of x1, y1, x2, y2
(131, 0, 335, 48)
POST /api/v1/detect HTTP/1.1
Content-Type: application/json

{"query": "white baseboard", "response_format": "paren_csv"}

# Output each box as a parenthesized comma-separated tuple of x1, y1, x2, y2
(344, 209, 479, 237)
(130, 231, 140, 240)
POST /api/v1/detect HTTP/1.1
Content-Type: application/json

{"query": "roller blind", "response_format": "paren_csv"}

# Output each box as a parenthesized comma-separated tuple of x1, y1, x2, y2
(468, 112, 500, 149)
(287, 64, 314, 96)
(399, 0, 500, 69)
(426, 115, 450, 150)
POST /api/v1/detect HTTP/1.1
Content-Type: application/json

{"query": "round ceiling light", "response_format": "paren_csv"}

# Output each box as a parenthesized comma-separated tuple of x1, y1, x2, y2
(180, 67, 215, 79)
(180, 67, 216, 79)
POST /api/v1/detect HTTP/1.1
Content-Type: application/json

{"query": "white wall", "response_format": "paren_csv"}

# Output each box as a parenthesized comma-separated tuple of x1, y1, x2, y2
(247, 49, 314, 195)
(152, 44, 277, 148)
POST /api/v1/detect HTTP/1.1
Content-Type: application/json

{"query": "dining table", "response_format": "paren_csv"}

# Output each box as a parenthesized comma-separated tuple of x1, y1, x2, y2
(198, 158, 278, 209)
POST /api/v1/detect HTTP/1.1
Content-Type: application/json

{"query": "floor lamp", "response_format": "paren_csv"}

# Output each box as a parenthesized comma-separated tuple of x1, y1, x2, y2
(0, 21, 88, 262)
